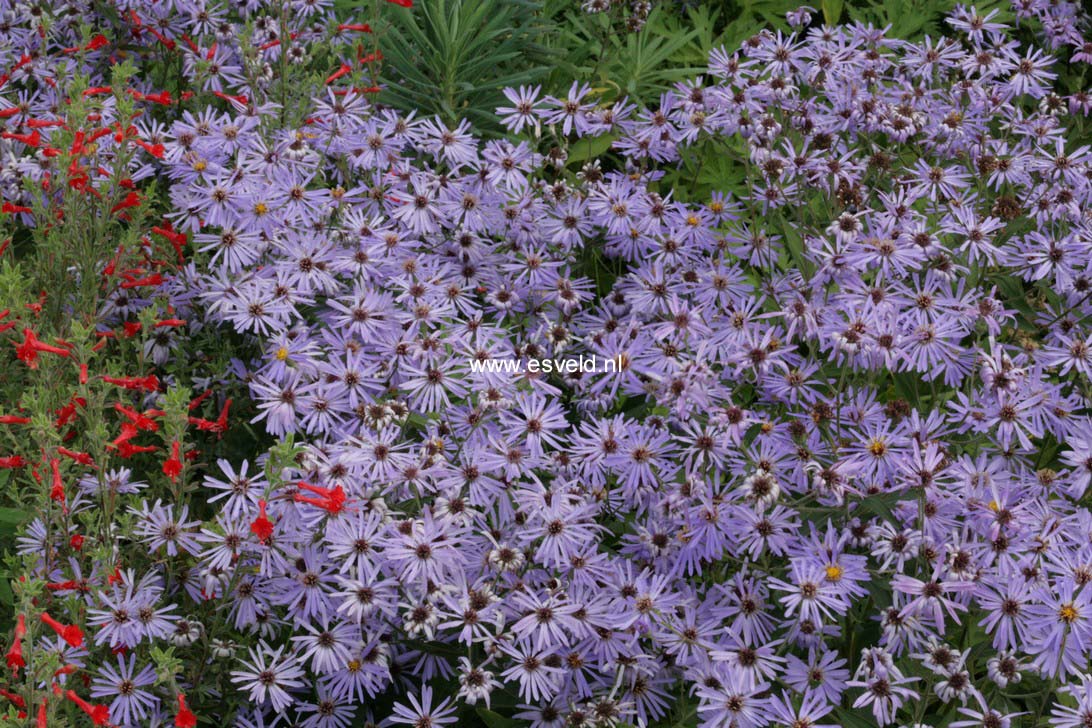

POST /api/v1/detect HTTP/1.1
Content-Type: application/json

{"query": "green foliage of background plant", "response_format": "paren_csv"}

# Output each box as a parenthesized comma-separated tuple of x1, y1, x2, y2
(370, 0, 555, 131)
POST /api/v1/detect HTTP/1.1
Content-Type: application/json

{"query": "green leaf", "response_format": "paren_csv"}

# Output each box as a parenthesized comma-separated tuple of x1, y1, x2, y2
(821, 0, 844, 24)
(858, 488, 905, 525)
(476, 708, 521, 728)
(834, 707, 878, 728)
(376, 0, 554, 133)
(0, 508, 28, 526)
(742, 422, 765, 449)
(568, 133, 617, 166)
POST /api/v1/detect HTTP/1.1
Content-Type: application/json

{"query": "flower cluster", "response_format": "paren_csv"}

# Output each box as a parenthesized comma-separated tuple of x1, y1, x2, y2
(5, 0, 1092, 727)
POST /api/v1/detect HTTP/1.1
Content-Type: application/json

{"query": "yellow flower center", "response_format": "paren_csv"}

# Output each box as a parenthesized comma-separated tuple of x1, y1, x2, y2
(1060, 604, 1080, 623)
(275, 346, 289, 361)
(686, 215, 699, 226)
(347, 659, 361, 672)
(710, 201, 724, 213)
(987, 500, 999, 512)
(193, 159, 207, 172)
(254, 202, 268, 216)
(868, 438, 888, 457)
(825, 564, 843, 581)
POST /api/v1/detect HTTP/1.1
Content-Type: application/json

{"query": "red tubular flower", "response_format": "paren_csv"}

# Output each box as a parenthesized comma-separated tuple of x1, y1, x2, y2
(151, 223, 189, 263)
(54, 397, 86, 428)
(325, 63, 353, 85)
(57, 447, 95, 467)
(45, 580, 79, 591)
(15, 328, 71, 368)
(215, 399, 232, 433)
(163, 440, 182, 482)
(25, 118, 65, 129)
(69, 534, 84, 550)
(0, 130, 41, 147)
(87, 127, 112, 144)
(54, 663, 78, 679)
(0, 456, 26, 468)
(65, 690, 110, 726)
(140, 90, 172, 106)
(102, 374, 159, 391)
(0, 415, 30, 425)
(109, 422, 139, 449)
(133, 139, 164, 158)
(49, 458, 65, 505)
(115, 441, 158, 458)
(187, 390, 212, 411)
(187, 415, 217, 431)
(79, 363, 88, 384)
(119, 273, 164, 289)
(109, 190, 141, 215)
(114, 404, 160, 431)
(337, 23, 372, 33)
(5, 615, 26, 671)
(1, 202, 32, 215)
(294, 482, 347, 513)
(40, 613, 83, 648)
(386, 0, 413, 6)
(250, 500, 274, 543)
(5, 638, 23, 670)
(84, 34, 109, 51)
(36, 698, 47, 728)
(14, 335, 38, 369)
(0, 687, 25, 708)
(146, 26, 176, 50)
(175, 694, 197, 728)
(211, 91, 248, 105)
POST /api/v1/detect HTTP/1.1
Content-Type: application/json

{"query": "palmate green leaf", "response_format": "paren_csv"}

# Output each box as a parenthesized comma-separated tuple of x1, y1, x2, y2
(375, 0, 554, 132)
(738, 0, 797, 31)
(615, 9, 703, 99)
(846, 0, 1011, 40)
(662, 5, 721, 66)
(543, 5, 705, 105)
